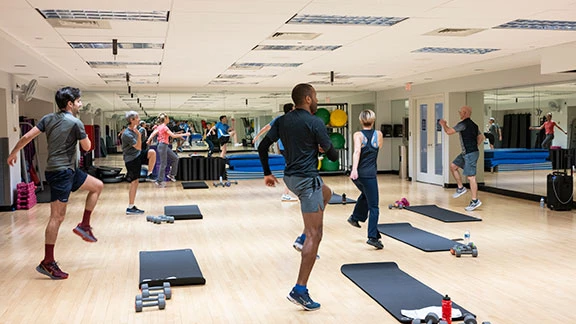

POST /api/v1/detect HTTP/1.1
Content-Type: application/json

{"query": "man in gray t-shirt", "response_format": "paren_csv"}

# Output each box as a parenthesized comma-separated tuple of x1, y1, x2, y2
(121, 111, 157, 215)
(6, 86, 104, 280)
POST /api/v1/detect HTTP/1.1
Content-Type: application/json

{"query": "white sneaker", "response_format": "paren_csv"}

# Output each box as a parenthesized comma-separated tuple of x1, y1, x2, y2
(465, 199, 482, 211)
(282, 194, 297, 202)
(234, 143, 243, 147)
(452, 187, 467, 198)
(167, 175, 177, 182)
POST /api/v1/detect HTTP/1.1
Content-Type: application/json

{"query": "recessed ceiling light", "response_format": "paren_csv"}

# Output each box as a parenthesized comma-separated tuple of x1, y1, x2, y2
(412, 47, 499, 55)
(254, 45, 341, 51)
(474, 68, 485, 72)
(14, 64, 27, 68)
(39, 76, 49, 78)
(288, 14, 407, 26)
(35, 37, 43, 40)
(37, 9, 169, 22)
(494, 19, 576, 31)
(70, 42, 164, 49)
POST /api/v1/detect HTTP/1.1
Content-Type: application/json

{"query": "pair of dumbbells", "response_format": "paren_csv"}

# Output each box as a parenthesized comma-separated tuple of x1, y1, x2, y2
(450, 243, 478, 257)
(411, 312, 447, 324)
(135, 282, 172, 312)
(146, 215, 175, 224)
(462, 313, 491, 324)
(213, 180, 238, 187)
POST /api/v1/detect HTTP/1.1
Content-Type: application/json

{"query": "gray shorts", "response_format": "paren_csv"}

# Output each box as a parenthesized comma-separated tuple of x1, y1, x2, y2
(283, 175, 325, 213)
(452, 151, 479, 176)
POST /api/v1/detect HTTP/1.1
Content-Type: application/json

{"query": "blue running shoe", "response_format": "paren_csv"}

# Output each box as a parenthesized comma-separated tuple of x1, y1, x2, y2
(293, 234, 305, 252)
(287, 288, 321, 311)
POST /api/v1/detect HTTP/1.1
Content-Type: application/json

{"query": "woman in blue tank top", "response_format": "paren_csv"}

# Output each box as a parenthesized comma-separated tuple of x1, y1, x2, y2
(347, 109, 384, 249)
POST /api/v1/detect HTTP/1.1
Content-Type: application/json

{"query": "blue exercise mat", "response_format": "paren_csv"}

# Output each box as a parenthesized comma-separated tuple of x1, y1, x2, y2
(341, 262, 473, 323)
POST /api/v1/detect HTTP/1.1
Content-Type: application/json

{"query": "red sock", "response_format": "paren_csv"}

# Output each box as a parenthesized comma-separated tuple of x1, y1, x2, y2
(43, 244, 55, 263)
(81, 210, 92, 228)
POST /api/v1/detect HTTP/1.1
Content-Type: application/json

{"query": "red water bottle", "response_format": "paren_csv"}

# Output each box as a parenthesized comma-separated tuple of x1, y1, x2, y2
(442, 294, 452, 324)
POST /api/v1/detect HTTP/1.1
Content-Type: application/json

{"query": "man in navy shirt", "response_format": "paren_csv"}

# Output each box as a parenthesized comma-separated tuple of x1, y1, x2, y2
(258, 83, 338, 311)
(439, 106, 484, 211)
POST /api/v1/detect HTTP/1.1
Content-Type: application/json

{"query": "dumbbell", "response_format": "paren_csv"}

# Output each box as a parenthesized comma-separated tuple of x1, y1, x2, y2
(224, 180, 238, 187)
(213, 181, 224, 187)
(141, 282, 172, 299)
(146, 215, 161, 224)
(463, 313, 477, 324)
(411, 312, 441, 324)
(156, 215, 174, 224)
(134, 293, 166, 312)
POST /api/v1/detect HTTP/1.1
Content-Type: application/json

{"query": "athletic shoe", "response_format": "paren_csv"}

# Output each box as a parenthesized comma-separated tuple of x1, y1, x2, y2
(234, 143, 243, 147)
(167, 175, 177, 182)
(155, 181, 166, 188)
(73, 224, 97, 242)
(452, 187, 467, 198)
(347, 216, 361, 228)
(293, 234, 305, 252)
(145, 174, 156, 182)
(465, 199, 482, 211)
(366, 238, 384, 249)
(287, 288, 321, 311)
(281, 194, 297, 202)
(36, 261, 68, 280)
(292, 234, 320, 259)
(126, 206, 145, 215)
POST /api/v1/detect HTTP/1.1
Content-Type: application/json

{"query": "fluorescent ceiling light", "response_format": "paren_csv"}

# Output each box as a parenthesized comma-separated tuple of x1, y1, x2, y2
(37, 9, 169, 22)
(70, 42, 163, 49)
(495, 19, 576, 31)
(87, 61, 161, 66)
(288, 14, 407, 26)
(230, 62, 302, 70)
(412, 47, 499, 55)
(254, 45, 341, 51)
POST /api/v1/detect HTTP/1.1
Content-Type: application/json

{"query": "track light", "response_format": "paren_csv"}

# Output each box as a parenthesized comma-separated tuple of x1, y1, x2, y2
(330, 71, 334, 85)
(137, 98, 140, 104)
(130, 93, 134, 98)
(128, 85, 131, 94)
(125, 72, 130, 83)
(112, 39, 118, 57)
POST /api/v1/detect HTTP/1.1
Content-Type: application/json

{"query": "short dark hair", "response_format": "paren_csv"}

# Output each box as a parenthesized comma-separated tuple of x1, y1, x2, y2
(283, 103, 294, 114)
(291, 83, 314, 106)
(219, 115, 226, 121)
(55, 87, 81, 110)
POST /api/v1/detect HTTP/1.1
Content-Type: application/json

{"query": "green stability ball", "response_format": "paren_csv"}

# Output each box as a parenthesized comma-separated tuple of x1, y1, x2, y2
(329, 132, 345, 149)
(320, 155, 340, 171)
(315, 108, 330, 125)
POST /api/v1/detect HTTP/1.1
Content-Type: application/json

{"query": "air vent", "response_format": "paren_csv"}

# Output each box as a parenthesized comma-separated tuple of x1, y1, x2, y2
(47, 19, 111, 29)
(268, 32, 321, 40)
(424, 28, 485, 36)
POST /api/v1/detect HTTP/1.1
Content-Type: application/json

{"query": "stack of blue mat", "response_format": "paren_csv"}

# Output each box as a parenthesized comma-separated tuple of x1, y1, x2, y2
(227, 154, 285, 180)
(484, 148, 551, 171)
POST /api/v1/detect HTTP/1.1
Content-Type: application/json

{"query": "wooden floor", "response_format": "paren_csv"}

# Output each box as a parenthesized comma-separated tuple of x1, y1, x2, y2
(2, 155, 576, 323)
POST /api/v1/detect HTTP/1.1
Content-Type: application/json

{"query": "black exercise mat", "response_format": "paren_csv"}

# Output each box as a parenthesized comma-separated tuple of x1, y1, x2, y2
(377, 223, 463, 252)
(329, 193, 357, 204)
(405, 205, 481, 222)
(341, 262, 473, 323)
(182, 181, 209, 189)
(139, 249, 206, 288)
(164, 205, 203, 220)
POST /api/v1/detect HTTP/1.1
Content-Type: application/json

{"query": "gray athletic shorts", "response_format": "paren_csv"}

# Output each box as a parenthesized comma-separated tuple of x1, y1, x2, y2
(452, 151, 479, 176)
(283, 175, 325, 213)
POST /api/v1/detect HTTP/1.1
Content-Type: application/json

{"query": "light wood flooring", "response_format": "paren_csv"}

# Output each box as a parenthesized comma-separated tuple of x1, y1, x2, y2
(1, 155, 576, 323)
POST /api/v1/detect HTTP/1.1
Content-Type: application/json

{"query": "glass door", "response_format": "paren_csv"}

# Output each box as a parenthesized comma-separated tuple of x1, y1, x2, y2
(416, 96, 444, 185)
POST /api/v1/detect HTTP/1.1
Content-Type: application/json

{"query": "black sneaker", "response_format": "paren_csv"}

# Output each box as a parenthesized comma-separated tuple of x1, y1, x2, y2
(347, 216, 361, 228)
(126, 206, 145, 215)
(366, 238, 384, 249)
(145, 174, 156, 182)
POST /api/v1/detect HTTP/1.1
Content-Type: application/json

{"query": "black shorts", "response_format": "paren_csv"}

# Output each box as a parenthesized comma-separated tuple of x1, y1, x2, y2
(484, 133, 495, 145)
(125, 150, 149, 182)
(219, 135, 230, 145)
(45, 168, 88, 203)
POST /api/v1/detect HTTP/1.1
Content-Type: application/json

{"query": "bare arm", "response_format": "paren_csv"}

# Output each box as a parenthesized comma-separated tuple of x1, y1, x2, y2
(477, 133, 484, 146)
(79, 137, 91, 152)
(377, 130, 384, 149)
(349, 132, 363, 180)
(146, 128, 159, 145)
(7, 127, 42, 166)
(529, 124, 544, 131)
(439, 119, 456, 135)
(252, 124, 271, 143)
(555, 123, 567, 134)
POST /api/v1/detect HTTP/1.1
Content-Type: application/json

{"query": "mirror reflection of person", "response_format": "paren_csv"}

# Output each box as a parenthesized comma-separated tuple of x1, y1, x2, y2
(485, 117, 502, 150)
(529, 112, 567, 149)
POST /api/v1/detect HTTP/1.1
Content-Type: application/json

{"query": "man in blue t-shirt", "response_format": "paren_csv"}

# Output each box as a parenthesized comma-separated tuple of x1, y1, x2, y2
(439, 105, 484, 211)
(210, 115, 239, 158)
